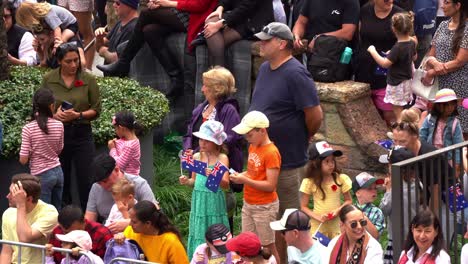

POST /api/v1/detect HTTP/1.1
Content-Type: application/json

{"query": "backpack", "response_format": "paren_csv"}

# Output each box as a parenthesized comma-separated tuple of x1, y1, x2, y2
(104, 239, 146, 264)
(413, 0, 437, 36)
(307, 35, 350, 83)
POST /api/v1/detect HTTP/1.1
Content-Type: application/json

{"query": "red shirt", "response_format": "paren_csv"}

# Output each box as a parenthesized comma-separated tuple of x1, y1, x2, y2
(177, 0, 218, 51)
(49, 219, 112, 263)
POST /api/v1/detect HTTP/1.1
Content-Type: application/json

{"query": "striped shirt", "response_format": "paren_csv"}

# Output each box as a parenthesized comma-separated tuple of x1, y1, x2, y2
(109, 138, 141, 175)
(20, 118, 64, 175)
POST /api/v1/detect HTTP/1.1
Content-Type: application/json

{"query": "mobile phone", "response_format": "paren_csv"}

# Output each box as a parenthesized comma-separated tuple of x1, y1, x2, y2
(61, 100, 73, 110)
(229, 168, 237, 174)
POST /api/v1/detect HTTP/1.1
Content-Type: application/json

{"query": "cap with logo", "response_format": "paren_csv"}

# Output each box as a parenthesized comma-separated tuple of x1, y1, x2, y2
(352, 172, 384, 193)
(232, 111, 269, 135)
(55, 230, 92, 251)
(309, 141, 343, 160)
(205, 224, 232, 254)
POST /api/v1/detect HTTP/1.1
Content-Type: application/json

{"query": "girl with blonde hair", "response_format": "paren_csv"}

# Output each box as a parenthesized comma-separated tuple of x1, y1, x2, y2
(16, 2, 78, 52)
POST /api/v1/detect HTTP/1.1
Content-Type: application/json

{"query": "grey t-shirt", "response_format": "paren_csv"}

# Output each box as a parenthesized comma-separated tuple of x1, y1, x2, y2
(86, 173, 157, 221)
(44, 5, 77, 31)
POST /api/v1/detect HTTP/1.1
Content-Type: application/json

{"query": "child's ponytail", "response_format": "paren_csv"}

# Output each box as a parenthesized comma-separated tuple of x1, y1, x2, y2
(114, 111, 143, 136)
(31, 88, 55, 134)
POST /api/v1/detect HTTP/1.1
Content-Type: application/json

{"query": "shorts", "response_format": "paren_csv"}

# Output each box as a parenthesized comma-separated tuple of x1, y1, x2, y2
(371, 88, 393, 111)
(58, 0, 94, 12)
(241, 199, 279, 245)
(64, 21, 79, 35)
(384, 79, 413, 106)
(276, 166, 305, 215)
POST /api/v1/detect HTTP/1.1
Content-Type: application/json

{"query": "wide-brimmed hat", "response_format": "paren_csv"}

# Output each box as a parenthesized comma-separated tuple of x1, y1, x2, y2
(193, 120, 227, 145)
(55, 230, 92, 251)
(432, 88, 460, 103)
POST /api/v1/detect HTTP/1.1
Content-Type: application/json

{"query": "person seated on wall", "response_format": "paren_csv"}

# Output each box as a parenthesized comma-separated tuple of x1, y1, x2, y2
(292, 0, 360, 51)
(203, 0, 276, 67)
(94, 0, 138, 66)
(4, 0, 37, 66)
(97, 0, 219, 101)
(31, 22, 86, 69)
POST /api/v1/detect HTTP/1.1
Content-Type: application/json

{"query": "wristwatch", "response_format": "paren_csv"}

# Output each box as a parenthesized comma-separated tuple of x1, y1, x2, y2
(78, 112, 83, 121)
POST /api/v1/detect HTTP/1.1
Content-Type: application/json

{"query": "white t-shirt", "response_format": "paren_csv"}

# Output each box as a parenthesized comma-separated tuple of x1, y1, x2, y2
(398, 246, 451, 264)
(326, 233, 383, 264)
(461, 244, 468, 264)
(104, 198, 137, 227)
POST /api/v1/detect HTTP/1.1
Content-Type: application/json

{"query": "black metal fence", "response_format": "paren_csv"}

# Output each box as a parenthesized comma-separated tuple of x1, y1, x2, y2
(391, 141, 468, 263)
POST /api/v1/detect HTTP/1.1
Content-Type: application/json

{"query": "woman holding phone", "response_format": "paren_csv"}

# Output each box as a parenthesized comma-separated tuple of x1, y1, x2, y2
(41, 42, 101, 210)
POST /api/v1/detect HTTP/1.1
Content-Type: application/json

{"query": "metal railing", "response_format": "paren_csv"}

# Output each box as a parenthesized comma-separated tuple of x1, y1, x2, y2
(391, 141, 468, 263)
(108, 257, 158, 264)
(0, 239, 96, 264)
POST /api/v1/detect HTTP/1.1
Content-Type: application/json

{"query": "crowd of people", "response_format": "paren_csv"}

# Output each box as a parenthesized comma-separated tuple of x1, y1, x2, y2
(1, 0, 468, 263)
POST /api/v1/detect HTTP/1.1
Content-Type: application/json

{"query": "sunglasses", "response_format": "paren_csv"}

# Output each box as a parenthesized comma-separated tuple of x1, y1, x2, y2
(3, 14, 12, 19)
(114, 0, 121, 5)
(390, 122, 419, 134)
(348, 219, 368, 229)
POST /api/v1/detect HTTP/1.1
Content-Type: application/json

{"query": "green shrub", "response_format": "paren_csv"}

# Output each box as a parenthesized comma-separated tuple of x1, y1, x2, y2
(0, 66, 169, 158)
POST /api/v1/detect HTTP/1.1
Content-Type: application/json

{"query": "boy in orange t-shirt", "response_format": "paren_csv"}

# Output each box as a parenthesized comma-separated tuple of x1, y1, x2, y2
(231, 111, 281, 262)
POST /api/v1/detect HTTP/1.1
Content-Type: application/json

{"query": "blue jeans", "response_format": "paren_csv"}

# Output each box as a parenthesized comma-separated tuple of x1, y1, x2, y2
(37, 166, 64, 210)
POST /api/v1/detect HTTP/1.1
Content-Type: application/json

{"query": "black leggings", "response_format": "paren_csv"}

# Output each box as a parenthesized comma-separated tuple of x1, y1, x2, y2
(205, 17, 242, 66)
(125, 7, 185, 59)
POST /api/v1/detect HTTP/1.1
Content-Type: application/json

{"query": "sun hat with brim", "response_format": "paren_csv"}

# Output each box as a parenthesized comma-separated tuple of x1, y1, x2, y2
(193, 120, 227, 146)
(432, 88, 461, 103)
(309, 141, 343, 160)
(55, 230, 92, 251)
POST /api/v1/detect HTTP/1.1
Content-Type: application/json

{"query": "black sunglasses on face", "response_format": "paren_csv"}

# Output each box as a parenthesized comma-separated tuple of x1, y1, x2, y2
(348, 219, 368, 229)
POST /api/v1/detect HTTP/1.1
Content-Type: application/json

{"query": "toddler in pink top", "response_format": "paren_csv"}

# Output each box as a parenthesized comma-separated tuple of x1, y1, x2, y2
(108, 111, 141, 175)
(20, 88, 64, 209)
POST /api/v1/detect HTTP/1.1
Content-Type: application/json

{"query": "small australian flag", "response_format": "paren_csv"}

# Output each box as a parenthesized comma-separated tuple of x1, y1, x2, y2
(205, 161, 228, 192)
(448, 184, 468, 213)
(314, 231, 331, 247)
(181, 153, 208, 175)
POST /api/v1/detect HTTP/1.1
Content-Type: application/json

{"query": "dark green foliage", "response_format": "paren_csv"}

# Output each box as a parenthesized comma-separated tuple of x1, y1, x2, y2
(0, 66, 169, 157)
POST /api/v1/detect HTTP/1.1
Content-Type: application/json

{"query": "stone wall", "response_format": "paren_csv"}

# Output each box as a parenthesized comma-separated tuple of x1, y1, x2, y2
(314, 81, 388, 176)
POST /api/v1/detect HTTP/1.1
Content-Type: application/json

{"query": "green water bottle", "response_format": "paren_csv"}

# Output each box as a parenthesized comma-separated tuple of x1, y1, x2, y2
(339, 47, 353, 64)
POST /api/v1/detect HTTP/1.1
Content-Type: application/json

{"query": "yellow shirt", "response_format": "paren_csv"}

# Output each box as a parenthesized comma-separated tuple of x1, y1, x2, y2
(123, 226, 189, 264)
(300, 174, 352, 239)
(2, 200, 58, 264)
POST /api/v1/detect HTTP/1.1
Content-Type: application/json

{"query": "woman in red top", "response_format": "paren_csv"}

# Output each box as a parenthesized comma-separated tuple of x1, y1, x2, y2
(97, 0, 217, 97)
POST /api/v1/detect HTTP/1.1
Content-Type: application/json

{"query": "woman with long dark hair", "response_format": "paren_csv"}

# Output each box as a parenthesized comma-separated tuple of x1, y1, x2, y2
(398, 207, 450, 263)
(41, 43, 101, 210)
(19, 88, 64, 210)
(422, 0, 468, 135)
(114, 200, 189, 263)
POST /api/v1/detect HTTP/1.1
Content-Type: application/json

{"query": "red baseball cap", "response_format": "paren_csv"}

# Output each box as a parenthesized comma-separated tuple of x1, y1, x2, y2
(226, 232, 261, 257)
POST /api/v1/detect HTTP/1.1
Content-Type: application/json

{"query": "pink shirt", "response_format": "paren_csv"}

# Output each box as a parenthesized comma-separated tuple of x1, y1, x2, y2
(20, 118, 64, 175)
(433, 119, 446, 149)
(109, 138, 141, 175)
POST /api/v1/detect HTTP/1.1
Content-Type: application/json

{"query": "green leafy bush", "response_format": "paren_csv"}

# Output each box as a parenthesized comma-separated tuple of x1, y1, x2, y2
(0, 66, 169, 158)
